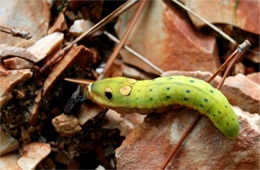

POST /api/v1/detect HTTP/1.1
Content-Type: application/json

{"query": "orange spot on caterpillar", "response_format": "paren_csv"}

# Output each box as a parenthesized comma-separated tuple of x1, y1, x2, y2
(120, 86, 132, 96)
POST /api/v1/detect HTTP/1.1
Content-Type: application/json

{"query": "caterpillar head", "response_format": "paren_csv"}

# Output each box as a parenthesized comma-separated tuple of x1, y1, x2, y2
(85, 77, 136, 108)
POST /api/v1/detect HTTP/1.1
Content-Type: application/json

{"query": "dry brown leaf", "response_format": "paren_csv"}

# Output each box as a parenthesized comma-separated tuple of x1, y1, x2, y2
(3, 57, 33, 70)
(183, 0, 260, 35)
(0, 69, 32, 108)
(48, 12, 68, 34)
(247, 72, 260, 85)
(122, 64, 154, 80)
(116, 107, 260, 169)
(103, 109, 145, 137)
(0, 0, 50, 46)
(17, 142, 51, 170)
(27, 32, 64, 62)
(42, 45, 93, 96)
(115, 0, 219, 74)
(69, 19, 102, 36)
(0, 153, 20, 170)
(0, 45, 38, 62)
(29, 91, 41, 125)
(222, 74, 260, 113)
(0, 128, 19, 156)
(77, 103, 104, 126)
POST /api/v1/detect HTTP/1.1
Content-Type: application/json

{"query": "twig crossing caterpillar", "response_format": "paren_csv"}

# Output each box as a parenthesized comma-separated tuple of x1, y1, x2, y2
(82, 76, 239, 139)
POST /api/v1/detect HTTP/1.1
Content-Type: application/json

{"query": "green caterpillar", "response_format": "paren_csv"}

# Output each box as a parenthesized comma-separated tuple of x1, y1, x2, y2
(83, 76, 239, 139)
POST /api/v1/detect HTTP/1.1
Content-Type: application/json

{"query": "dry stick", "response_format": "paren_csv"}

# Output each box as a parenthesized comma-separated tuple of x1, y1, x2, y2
(102, 0, 147, 78)
(217, 40, 251, 89)
(170, 0, 259, 56)
(162, 40, 251, 169)
(39, 0, 139, 74)
(207, 49, 238, 83)
(104, 31, 164, 75)
(0, 25, 32, 40)
(161, 116, 201, 170)
(170, 0, 236, 45)
(208, 40, 251, 84)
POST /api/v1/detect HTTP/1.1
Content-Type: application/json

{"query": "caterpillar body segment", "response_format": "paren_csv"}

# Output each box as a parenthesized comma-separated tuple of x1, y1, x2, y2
(84, 76, 239, 139)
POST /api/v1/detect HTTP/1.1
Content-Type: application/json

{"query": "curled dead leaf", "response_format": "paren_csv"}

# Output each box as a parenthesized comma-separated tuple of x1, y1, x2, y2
(17, 142, 51, 170)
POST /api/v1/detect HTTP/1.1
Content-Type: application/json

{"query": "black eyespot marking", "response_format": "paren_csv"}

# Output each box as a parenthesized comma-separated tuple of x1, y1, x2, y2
(105, 91, 112, 100)
(204, 98, 208, 102)
(225, 105, 228, 108)
(150, 98, 153, 101)
(186, 90, 190, 93)
(166, 96, 171, 99)
(218, 111, 221, 114)
(200, 104, 203, 108)
(189, 80, 194, 83)
(149, 89, 152, 92)
(210, 90, 214, 93)
(166, 87, 170, 90)
(184, 97, 188, 101)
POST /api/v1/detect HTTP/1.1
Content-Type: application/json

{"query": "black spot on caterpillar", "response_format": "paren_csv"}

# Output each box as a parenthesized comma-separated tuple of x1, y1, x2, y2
(84, 76, 239, 139)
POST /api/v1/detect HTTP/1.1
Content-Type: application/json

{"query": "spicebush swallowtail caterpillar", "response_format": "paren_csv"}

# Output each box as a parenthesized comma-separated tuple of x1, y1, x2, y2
(81, 75, 239, 139)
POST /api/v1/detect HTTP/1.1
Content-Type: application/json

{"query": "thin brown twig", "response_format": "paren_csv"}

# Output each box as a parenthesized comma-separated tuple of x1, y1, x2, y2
(39, 0, 139, 74)
(161, 115, 201, 169)
(103, 0, 147, 78)
(207, 49, 238, 83)
(170, 0, 236, 45)
(208, 40, 251, 85)
(217, 40, 251, 89)
(0, 25, 32, 40)
(216, 55, 238, 89)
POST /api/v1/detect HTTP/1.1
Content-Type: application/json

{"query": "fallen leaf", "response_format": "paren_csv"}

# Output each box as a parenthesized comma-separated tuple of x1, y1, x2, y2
(42, 45, 93, 96)
(29, 91, 41, 125)
(3, 57, 33, 70)
(103, 109, 145, 136)
(0, 0, 50, 46)
(122, 64, 154, 80)
(183, 0, 260, 35)
(48, 12, 68, 34)
(0, 69, 32, 108)
(17, 142, 51, 170)
(27, 32, 64, 62)
(115, 0, 219, 74)
(0, 128, 19, 156)
(222, 74, 260, 113)
(116, 107, 260, 169)
(0, 153, 20, 170)
(0, 45, 38, 62)
(232, 62, 245, 75)
(247, 72, 260, 85)
(69, 19, 102, 36)
(77, 103, 104, 126)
